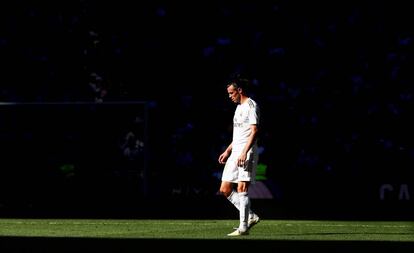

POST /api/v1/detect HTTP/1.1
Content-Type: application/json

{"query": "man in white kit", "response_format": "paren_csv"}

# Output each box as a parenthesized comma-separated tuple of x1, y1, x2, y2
(218, 76, 261, 236)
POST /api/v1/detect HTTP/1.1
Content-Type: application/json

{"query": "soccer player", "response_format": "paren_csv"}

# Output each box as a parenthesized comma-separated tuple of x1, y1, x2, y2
(218, 76, 260, 236)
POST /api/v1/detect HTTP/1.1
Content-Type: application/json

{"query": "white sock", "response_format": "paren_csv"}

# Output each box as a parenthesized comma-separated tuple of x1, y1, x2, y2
(227, 190, 240, 210)
(238, 192, 249, 231)
(227, 191, 255, 219)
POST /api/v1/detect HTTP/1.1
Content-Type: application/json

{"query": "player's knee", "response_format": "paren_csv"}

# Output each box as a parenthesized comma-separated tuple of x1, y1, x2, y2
(237, 182, 249, 193)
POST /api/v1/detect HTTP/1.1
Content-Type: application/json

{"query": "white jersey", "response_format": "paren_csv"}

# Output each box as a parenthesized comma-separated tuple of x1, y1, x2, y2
(232, 97, 260, 153)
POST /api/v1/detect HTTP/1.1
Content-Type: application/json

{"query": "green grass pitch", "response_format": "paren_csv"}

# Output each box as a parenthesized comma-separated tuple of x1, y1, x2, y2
(0, 218, 413, 252)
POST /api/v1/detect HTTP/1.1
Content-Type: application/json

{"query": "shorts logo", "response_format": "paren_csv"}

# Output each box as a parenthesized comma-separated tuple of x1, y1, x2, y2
(234, 122, 243, 128)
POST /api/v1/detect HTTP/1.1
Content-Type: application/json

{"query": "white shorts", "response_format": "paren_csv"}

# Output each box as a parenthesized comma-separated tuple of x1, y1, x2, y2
(221, 150, 258, 184)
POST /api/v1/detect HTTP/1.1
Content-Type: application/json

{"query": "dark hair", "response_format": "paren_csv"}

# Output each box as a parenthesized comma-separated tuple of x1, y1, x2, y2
(227, 73, 250, 91)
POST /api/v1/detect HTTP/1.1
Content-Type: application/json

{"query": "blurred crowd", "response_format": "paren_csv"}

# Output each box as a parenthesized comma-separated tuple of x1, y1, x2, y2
(0, 1, 413, 203)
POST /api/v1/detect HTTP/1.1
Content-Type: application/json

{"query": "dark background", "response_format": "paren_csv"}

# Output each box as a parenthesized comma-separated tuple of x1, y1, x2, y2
(0, 0, 413, 220)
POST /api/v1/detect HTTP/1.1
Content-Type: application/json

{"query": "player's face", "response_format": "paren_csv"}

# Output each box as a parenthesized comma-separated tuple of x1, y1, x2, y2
(227, 85, 241, 104)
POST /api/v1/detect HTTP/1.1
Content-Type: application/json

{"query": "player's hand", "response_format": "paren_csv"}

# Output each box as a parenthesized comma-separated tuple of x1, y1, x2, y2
(218, 151, 229, 164)
(237, 153, 247, 167)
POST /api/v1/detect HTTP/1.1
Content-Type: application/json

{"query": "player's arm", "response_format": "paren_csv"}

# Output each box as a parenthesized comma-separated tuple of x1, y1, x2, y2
(237, 124, 258, 166)
(218, 143, 233, 164)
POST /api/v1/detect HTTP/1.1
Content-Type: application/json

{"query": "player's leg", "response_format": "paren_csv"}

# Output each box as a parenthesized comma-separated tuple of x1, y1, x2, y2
(219, 181, 233, 197)
(246, 150, 260, 229)
(221, 156, 250, 212)
(227, 191, 258, 220)
(221, 155, 250, 236)
(237, 182, 250, 232)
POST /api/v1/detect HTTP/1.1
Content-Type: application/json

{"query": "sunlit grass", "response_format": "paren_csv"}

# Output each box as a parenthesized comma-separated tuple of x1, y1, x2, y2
(0, 219, 413, 241)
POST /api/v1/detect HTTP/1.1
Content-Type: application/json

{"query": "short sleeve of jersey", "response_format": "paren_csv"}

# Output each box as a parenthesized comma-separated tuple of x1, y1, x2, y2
(248, 99, 259, 125)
